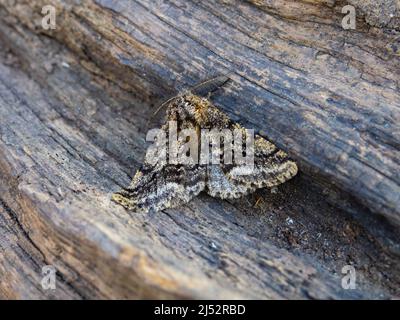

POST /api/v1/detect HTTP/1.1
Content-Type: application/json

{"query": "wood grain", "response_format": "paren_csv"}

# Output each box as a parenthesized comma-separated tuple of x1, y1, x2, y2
(0, 0, 399, 299)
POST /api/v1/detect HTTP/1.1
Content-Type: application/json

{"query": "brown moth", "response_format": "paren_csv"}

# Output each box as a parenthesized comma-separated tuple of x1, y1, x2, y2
(112, 77, 298, 212)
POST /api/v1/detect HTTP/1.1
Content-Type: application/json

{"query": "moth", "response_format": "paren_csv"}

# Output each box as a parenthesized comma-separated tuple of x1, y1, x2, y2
(112, 76, 298, 212)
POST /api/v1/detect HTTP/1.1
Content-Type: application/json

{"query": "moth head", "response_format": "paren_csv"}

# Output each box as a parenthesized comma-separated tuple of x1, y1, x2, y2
(165, 93, 231, 131)
(185, 94, 211, 126)
(166, 94, 211, 127)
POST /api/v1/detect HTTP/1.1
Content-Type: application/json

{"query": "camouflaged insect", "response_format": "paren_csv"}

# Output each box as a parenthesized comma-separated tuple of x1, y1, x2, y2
(112, 78, 298, 212)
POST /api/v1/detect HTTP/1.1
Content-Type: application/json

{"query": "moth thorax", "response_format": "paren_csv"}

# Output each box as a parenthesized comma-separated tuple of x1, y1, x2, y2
(187, 97, 210, 126)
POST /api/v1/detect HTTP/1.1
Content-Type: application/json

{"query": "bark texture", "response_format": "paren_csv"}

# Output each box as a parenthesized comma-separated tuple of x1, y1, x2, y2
(0, 0, 399, 299)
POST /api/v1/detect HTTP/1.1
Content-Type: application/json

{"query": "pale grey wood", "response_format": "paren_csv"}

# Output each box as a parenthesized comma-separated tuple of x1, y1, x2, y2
(0, 0, 399, 299)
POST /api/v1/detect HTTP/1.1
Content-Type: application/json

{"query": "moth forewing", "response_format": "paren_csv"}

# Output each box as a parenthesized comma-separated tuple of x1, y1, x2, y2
(177, 127, 199, 165)
(199, 128, 233, 165)
(145, 128, 167, 167)
(168, 120, 179, 165)
(233, 127, 255, 175)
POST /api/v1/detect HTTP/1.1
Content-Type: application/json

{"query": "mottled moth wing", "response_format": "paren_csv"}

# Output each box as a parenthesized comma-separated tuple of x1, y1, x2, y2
(165, 94, 298, 199)
(182, 95, 298, 199)
(112, 114, 206, 212)
(208, 132, 298, 199)
(112, 164, 206, 212)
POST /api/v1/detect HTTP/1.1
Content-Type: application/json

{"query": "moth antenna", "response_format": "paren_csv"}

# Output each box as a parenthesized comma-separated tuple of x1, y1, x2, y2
(190, 73, 232, 96)
(152, 95, 178, 118)
(147, 95, 179, 127)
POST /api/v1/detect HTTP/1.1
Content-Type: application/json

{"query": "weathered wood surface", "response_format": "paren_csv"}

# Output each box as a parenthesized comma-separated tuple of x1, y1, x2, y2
(0, 0, 399, 299)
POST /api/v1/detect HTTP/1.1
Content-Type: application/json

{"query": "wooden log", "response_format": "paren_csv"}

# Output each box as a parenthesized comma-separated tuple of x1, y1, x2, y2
(0, 202, 80, 299)
(0, 0, 399, 299)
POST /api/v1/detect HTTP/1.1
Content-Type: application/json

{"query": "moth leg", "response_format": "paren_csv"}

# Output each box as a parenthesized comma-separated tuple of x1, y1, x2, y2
(254, 197, 263, 208)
